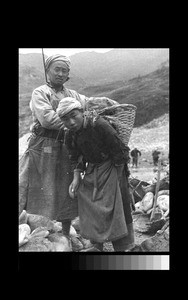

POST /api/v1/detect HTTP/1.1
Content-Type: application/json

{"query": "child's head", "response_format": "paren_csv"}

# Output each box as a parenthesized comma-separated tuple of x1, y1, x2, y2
(57, 97, 84, 132)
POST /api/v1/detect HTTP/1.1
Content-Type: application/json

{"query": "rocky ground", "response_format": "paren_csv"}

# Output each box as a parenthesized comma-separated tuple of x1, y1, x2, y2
(19, 116, 169, 252)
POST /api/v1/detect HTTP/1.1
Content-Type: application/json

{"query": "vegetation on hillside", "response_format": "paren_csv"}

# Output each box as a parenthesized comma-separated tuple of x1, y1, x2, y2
(79, 64, 169, 126)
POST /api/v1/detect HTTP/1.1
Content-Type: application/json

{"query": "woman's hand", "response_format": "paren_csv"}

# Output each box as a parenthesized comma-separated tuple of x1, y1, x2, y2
(69, 170, 81, 199)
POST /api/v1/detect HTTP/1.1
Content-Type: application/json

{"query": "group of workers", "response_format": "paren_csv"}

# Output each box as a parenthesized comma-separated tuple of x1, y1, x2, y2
(130, 147, 167, 168)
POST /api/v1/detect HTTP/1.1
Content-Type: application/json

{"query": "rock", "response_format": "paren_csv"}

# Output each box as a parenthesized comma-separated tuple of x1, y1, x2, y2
(71, 217, 80, 232)
(164, 227, 169, 240)
(78, 237, 94, 249)
(27, 213, 57, 232)
(19, 236, 53, 252)
(19, 224, 31, 247)
(135, 202, 142, 210)
(133, 210, 166, 234)
(52, 221, 62, 232)
(140, 223, 169, 252)
(30, 226, 49, 238)
(132, 209, 144, 215)
(19, 210, 28, 225)
(141, 192, 154, 213)
(71, 236, 84, 251)
(69, 225, 78, 237)
(163, 209, 169, 218)
(157, 190, 169, 196)
(47, 233, 72, 252)
(157, 195, 169, 211)
(80, 247, 101, 252)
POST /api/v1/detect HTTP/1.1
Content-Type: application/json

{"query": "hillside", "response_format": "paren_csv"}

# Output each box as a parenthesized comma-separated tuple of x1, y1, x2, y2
(79, 63, 169, 126)
(19, 49, 169, 94)
(19, 63, 169, 137)
(70, 48, 169, 84)
(19, 53, 87, 94)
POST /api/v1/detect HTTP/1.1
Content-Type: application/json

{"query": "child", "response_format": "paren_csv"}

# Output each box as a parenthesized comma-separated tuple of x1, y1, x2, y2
(57, 97, 135, 251)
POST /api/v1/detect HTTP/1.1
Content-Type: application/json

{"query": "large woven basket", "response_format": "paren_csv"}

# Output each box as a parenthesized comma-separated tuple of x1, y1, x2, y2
(98, 104, 137, 146)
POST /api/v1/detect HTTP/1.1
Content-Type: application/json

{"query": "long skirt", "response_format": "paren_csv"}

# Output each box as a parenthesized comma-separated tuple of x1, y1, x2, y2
(19, 134, 78, 221)
(77, 160, 133, 243)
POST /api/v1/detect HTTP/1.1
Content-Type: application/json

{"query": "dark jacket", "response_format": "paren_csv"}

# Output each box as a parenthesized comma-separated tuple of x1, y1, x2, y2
(65, 114, 130, 175)
(130, 148, 141, 158)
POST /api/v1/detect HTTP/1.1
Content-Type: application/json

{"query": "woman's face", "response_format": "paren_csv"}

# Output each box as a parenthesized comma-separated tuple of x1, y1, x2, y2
(47, 61, 69, 86)
(61, 109, 84, 132)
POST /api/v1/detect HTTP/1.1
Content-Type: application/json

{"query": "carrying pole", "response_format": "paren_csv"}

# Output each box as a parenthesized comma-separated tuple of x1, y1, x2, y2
(42, 48, 47, 83)
(150, 159, 162, 221)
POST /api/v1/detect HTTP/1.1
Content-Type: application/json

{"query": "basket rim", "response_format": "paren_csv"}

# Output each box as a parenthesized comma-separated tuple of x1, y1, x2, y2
(99, 103, 137, 113)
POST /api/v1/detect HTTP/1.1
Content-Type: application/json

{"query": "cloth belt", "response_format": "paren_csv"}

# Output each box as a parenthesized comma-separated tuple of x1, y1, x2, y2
(33, 125, 65, 142)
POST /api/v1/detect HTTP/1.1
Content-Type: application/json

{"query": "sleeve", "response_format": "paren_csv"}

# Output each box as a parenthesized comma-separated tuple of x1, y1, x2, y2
(30, 88, 65, 130)
(65, 131, 86, 172)
(94, 118, 130, 166)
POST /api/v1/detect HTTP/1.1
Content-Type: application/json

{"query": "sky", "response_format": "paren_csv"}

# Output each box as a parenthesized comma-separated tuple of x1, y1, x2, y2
(19, 48, 114, 57)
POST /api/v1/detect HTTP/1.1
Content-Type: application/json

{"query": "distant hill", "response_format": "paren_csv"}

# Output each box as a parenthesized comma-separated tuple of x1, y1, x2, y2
(19, 62, 169, 137)
(19, 48, 169, 94)
(70, 48, 169, 84)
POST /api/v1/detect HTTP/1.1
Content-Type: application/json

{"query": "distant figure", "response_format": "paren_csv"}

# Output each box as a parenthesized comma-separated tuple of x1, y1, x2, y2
(130, 147, 141, 168)
(152, 149, 161, 166)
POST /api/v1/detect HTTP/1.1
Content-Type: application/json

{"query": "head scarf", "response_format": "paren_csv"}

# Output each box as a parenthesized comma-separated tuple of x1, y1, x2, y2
(45, 54, 71, 71)
(57, 97, 82, 118)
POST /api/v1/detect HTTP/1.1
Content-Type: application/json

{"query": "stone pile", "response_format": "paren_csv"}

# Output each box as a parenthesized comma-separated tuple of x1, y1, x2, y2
(19, 212, 95, 252)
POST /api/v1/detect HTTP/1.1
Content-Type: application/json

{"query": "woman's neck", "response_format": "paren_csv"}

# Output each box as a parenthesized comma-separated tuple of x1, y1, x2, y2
(47, 82, 64, 92)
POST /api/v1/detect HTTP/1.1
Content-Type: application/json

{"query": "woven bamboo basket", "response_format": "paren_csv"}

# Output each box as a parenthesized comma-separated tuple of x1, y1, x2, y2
(98, 104, 137, 146)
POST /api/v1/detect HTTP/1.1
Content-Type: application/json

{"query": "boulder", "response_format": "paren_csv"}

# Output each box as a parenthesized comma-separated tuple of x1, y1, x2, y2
(47, 232, 72, 252)
(27, 213, 59, 232)
(71, 217, 80, 232)
(19, 224, 31, 247)
(19, 236, 53, 252)
(19, 210, 28, 225)
(71, 236, 84, 251)
(140, 192, 154, 212)
(140, 222, 169, 252)
(69, 225, 78, 237)
(78, 237, 94, 249)
(30, 226, 49, 238)
(157, 195, 169, 211)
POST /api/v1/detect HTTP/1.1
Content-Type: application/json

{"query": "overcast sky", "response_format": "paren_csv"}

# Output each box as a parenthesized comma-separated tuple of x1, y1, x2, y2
(19, 48, 114, 57)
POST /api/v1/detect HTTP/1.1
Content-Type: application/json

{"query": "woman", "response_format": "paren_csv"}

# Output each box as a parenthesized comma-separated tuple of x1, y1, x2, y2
(56, 97, 135, 251)
(19, 54, 118, 237)
(19, 54, 88, 236)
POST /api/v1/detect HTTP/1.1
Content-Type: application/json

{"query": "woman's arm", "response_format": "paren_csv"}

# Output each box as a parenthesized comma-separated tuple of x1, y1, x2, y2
(30, 88, 65, 129)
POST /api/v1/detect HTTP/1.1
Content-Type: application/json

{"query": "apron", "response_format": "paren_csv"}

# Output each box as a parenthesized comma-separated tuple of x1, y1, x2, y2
(77, 160, 128, 243)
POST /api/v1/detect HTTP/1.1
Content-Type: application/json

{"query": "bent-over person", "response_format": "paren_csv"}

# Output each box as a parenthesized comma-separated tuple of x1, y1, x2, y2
(56, 97, 135, 252)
